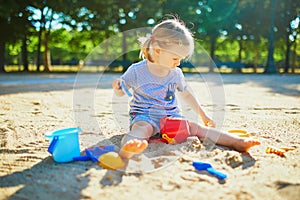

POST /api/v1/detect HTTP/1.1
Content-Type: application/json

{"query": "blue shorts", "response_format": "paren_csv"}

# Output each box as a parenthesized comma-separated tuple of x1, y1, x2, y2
(129, 112, 183, 134)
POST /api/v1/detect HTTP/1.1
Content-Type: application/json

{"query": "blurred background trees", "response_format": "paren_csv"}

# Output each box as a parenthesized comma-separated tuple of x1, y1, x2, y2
(0, 0, 299, 73)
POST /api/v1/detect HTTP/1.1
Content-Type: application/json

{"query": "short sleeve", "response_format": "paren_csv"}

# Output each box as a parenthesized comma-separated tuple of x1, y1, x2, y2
(176, 68, 187, 92)
(121, 64, 136, 89)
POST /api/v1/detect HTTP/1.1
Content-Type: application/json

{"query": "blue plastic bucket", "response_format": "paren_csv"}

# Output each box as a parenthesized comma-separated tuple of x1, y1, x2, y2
(45, 127, 81, 163)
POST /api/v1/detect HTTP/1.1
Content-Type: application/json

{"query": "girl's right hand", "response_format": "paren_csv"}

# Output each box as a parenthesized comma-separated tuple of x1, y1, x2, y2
(112, 79, 126, 97)
(112, 79, 122, 90)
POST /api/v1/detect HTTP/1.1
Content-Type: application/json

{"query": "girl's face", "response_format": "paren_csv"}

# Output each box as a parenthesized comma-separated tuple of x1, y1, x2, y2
(158, 50, 182, 68)
(154, 45, 190, 69)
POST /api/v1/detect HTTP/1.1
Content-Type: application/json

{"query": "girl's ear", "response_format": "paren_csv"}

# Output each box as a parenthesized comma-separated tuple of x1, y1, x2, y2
(153, 47, 161, 56)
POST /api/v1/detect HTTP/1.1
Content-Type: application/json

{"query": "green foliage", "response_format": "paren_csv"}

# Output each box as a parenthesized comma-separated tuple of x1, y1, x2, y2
(0, 0, 299, 72)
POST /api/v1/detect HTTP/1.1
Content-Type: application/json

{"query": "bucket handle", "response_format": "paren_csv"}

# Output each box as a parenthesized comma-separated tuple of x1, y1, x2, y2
(48, 136, 59, 154)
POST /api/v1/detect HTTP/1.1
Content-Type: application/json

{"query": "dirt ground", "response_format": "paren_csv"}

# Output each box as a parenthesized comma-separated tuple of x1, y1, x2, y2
(0, 73, 299, 200)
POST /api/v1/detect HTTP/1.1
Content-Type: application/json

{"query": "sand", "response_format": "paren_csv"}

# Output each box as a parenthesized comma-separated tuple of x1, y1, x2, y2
(0, 73, 299, 200)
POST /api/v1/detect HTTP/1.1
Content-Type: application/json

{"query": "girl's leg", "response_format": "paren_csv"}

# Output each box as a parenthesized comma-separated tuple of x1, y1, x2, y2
(189, 122, 260, 152)
(119, 121, 153, 159)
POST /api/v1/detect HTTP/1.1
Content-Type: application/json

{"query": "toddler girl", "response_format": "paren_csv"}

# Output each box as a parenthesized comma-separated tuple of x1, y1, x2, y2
(112, 18, 260, 160)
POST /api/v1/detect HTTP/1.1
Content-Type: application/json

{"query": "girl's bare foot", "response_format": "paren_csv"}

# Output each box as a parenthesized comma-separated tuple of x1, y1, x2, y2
(119, 139, 148, 160)
(234, 138, 261, 152)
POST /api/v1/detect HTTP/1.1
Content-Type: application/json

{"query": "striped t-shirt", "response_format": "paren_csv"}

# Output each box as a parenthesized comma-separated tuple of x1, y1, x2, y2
(121, 59, 187, 117)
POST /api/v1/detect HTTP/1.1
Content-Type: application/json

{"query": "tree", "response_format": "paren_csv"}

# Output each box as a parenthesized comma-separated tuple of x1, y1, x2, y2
(275, 0, 300, 73)
(0, 0, 32, 72)
(264, 0, 277, 73)
(29, 0, 58, 71)
(196, 0, 239, 71)
(112, 0, 164, 61)
(1, 0, 299, 74)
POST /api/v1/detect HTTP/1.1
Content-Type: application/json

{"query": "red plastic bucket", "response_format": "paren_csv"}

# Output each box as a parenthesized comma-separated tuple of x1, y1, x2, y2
(160, 117, 190, 144)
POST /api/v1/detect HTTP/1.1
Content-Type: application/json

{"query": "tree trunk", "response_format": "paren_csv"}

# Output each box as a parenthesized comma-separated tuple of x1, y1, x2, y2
(209, 35, 216, 73)
(104, 31, 110, 60)
(291, 41, 297, 73)
(284, 31, 291, 73)
(22, 34, 29, 72)
(37, 8, 46, 72)
(265, 0, 277, 73)
(238, 39, 243, 62)
(253, 48, 258, 73)
(37, 26, 43, 71)
(0, 39, 5, 73)
(43, 31, 51, 72)
(43, 11, 54, 72)
(122, 31, 127, 61)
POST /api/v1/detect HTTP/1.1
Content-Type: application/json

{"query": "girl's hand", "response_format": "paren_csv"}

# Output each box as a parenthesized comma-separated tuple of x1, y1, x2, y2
(112, 79, 125, 96)
(202, 115, 216, 128)
(112, 79, 122, 90)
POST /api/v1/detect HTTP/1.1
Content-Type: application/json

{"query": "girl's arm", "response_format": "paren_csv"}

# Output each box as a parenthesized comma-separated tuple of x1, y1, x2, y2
(112, 79, 125, 97)
(179, 89, 216, 127)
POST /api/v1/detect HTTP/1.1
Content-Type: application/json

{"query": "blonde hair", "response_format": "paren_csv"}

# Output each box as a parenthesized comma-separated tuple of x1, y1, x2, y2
(139, 18, 194, 62)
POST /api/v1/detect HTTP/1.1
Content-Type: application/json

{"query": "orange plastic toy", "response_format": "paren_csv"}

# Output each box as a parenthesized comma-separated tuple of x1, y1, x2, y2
(266, 146, 296, 157)
(279, 147, 296, 151)
(266, 146, 286, 157)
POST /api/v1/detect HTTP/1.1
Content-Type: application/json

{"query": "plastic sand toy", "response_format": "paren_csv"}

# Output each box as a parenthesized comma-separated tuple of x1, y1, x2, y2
(265, 146, 296, 157)
(160, 117, 190, 144)
(73, 145, 125, 170)
(228, 129, 251, 138)
(121, 79, 133, 97)
(279, 147, 296, 151)
(45, 127, 81, 163)
(73, 145, 115, 162)
(148, 117, 190, 144)
(98, 152, 125, 170)
(228, 129, 260, 140)
(266, 146, 285, 157)
(192, 161, 227, 180)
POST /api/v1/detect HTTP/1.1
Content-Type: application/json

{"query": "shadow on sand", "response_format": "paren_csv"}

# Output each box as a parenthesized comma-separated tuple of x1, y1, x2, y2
(0, 134, 133, 199)
(0, 73, 299, 97)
